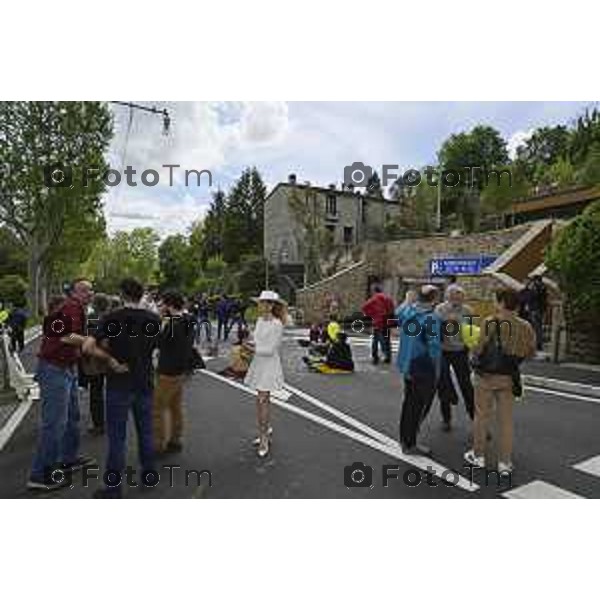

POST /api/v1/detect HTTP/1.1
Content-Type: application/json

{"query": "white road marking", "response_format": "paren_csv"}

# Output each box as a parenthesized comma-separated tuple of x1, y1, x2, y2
(0, 399, 33, 452)
(573, 455, 600, 478)
(283, 382, 400, 448)
(503, 480, 584, 499)
(524, 385, 600, 404)
(199, 369, 478, 492)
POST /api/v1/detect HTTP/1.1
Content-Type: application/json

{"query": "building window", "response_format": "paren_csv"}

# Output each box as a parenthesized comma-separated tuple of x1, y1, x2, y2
(344, 226, 353, 244)
(326, 194, 337, 216)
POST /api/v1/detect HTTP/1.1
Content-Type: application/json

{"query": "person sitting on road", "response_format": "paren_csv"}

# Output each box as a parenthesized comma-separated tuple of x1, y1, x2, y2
(308, 322, 324, 344)
(303, 332, 354, 373)
(219, 326, 254, 381)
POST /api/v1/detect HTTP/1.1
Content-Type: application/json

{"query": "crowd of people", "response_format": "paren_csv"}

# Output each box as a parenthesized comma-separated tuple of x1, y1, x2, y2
(360, 281, 537, 472)
(24, 277, 284, 497)
(21, 270, 540, 496)
(26, 278, 209, 497)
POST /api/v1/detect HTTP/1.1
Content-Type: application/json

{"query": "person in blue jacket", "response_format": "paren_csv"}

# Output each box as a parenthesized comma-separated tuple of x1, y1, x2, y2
(395, 284, 442, 454)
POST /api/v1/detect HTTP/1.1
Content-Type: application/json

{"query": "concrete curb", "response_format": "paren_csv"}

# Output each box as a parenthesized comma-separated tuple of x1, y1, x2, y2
(523, 374, 600, 399)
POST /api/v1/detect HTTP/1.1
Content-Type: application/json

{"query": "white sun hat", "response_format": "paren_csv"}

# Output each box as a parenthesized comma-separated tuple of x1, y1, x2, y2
(252, 290, 286, 304)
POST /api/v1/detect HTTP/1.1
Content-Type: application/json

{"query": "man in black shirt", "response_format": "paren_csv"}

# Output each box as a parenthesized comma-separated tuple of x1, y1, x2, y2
(153, 290, 195, 454)
(83, 278, 161, 498)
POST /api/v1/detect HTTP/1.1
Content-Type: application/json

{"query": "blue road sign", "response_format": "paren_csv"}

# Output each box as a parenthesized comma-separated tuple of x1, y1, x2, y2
(429, 255, 497, 276)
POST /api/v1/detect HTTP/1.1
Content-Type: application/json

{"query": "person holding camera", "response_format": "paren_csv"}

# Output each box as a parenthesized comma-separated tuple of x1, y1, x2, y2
(395, 285, 442, 455)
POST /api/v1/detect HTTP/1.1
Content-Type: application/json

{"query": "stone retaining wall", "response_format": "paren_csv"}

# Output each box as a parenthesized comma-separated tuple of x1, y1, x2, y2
(296, 225, 533, 323)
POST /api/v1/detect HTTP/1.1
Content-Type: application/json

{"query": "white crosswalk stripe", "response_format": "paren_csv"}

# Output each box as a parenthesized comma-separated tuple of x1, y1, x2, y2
(503, 480, 584, 499)
(573, 455, 600, 478)
(504, 454, 600, 499)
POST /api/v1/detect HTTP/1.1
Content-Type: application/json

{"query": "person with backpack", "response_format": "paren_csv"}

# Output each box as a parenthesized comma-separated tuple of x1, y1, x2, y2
(152, 290, 196, 455)
(464, 288, 536, 473)
(395, 285, 442, 455)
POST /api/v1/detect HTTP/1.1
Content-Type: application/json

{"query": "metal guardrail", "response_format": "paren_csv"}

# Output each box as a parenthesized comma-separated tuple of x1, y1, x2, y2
(0, 326, 42, 452)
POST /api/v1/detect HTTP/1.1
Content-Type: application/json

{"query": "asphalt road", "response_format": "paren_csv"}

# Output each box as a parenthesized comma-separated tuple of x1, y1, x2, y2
(2, 330, 600, 499)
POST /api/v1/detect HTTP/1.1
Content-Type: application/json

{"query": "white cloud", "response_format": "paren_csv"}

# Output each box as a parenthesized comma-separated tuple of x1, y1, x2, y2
(104, 101, 290, 236)
(507, 129, 534, 160)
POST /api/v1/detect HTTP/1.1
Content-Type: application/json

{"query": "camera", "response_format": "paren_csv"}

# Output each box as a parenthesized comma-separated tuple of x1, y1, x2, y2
(43, 164, 73, 188)
(343, 162, 372, 188)
(344, 462, 373, 488)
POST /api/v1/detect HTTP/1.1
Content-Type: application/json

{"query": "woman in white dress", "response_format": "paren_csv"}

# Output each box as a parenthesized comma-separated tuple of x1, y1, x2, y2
(244, 290, 286, 458)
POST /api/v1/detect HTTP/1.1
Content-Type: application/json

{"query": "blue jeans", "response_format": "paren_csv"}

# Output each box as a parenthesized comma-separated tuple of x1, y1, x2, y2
(30, 360, 80, 480)
(372, 328, 391, 361)
(105, 386, 155, 479)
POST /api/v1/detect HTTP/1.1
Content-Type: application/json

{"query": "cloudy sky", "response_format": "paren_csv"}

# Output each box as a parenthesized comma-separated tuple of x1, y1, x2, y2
(105, 101, 597, 237)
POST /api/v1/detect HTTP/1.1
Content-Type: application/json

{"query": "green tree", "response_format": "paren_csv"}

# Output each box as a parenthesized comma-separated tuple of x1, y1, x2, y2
(515, 125, 570, 183)
(546, 200, 600, 315)
(0, 227, 27, 279)
(366, 170, 384, 197)
(84, 227, 159, 292)
(569, 107, 600, 167)
(288, 187, 323, 285)
(413, 183, 436, 232)
(221, 167, 266, 265)
(158, 234, 195, 290)
(576, 143, 600, 187)
(0, 101, 112, 313)
(439, 125, 509, 231)
(202, 189, 226, 263)
(0, 274, 28, 306)
(540, 156, 576, 188)
(481, 164, 529, 228)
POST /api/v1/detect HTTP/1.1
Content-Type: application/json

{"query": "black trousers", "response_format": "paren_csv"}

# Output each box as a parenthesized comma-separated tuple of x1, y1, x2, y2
(9, 327, 25, 353)
(217, 319, 228, 340)
(399, 374, 436, 448)
(88, 374, 106, 428)
(437, 350, 474, 423)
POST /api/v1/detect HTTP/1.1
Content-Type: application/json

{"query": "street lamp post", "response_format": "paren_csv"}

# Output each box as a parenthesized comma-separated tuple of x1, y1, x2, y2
(436, 167, 442, 231)
(265, 258, 269, 290)
(110, 101, 171, 135)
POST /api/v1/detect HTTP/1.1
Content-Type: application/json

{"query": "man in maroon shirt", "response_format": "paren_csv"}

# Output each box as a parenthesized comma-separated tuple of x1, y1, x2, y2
(28, 278, 125, 491)
(362, 284, 395, 365)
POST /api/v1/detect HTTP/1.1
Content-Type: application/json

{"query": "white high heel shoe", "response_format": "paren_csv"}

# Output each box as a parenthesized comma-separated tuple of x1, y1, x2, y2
(251, 426, 273, 447)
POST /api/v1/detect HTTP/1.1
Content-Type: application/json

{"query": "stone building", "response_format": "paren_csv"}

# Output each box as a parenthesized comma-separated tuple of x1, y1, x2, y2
(263, 174, 400, 293)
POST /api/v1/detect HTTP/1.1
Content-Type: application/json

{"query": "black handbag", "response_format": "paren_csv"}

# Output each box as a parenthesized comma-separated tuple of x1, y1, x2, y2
(472, 328, 517, 376)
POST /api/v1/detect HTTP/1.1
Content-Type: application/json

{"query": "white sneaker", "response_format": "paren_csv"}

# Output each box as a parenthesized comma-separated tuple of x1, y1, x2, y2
(497, 461, 513, 473)
(463, 449, 485, 468)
